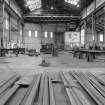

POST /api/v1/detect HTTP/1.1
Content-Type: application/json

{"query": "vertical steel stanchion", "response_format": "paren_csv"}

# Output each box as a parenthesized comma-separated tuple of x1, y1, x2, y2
(2, 1, 5, 48)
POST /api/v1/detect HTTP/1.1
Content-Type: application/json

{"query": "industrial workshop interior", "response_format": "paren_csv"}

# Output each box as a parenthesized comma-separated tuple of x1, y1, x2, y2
(1, 0, 105, 104)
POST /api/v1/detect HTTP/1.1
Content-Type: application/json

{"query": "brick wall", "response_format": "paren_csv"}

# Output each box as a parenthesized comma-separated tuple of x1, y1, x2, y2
(23, 23, 66, 50)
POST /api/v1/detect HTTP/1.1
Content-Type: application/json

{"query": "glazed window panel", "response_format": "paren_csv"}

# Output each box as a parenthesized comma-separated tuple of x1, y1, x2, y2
(45, 32, 48, 38)
(50, 32, 53, 38)
(35, 31, 38, 38)
(29, 30, 31, 37)
(100, 34, 103, 42)
(25, 0, 41, 11)
(81, 29, 85, 45)
(64, 0, 79, 5)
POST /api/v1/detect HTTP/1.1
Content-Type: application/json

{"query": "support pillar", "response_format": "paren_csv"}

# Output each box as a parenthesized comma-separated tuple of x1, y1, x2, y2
(92, 14, 94, 40)
(40, 24, 43, 45)
(84, 20, 86, 44)
(104, 14, 105, 43)
(22, 25, 24, 48)
(0, 1, 4, 48)
(92, 14, 95, 41)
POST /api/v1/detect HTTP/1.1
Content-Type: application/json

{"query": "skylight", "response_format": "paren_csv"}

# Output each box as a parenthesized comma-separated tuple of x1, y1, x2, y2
(65, 0, 79, 6)
(25, 0, 42, 11)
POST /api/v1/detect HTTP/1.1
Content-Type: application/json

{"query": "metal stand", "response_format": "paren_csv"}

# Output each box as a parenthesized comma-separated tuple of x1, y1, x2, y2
(39, 55, 50, 67)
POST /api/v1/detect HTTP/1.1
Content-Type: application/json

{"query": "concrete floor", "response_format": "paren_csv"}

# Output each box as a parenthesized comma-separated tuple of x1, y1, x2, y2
(0, 51, 105, 76)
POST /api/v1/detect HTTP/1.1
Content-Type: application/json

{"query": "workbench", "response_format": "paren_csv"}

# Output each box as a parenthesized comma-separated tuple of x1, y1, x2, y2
(0, 48, 25, 57)
(73, 49, 105, 62)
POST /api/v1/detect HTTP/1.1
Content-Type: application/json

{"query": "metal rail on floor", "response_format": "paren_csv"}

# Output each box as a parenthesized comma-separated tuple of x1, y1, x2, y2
(71, 71, 105, 105)
(20, 74, 41, 105)
(0, 71, 105, 105)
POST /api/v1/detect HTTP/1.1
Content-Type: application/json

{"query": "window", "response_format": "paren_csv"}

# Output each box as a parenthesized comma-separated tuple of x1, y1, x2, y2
(5, 19, 9, 30)
(35, 31, 38, 37)
(81, 29, 85, 45)
(50, 32, 53, 38)
(29, 30, 31, 37)
(92, 36, 95, 41)
(25, 0, 41, 11)
(45, 32, 47, 38)
(100, 34, 103, 42)
(20, 30, 22, 36)
(65, 0, 79, 6)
